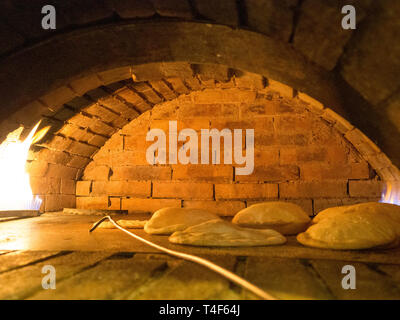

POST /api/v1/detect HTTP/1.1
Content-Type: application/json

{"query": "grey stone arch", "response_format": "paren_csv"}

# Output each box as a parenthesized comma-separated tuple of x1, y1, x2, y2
(0, 20, 397, 175)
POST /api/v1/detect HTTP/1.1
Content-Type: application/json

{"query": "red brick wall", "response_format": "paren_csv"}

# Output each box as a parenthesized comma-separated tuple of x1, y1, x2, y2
(76, 87, 381, 216)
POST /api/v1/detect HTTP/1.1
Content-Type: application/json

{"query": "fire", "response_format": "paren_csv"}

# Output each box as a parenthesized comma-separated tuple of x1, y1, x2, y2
(0, 122, 50, 211)
(380, 181, 400, 206)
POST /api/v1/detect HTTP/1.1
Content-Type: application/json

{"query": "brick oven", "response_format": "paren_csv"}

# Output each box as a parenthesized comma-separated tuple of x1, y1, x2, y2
(0, 0, 399, 301)
(71, 80, 389, 215)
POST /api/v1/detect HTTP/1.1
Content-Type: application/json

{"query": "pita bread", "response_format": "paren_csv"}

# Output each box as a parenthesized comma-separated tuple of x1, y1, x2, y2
(314, 202, 400, 224)
(169, 219, 286, 247)
(297, 203, 400, 250)
(94, 219, 148, 229)
(144, 207, 221, 235)
(232, 202, 311, 235)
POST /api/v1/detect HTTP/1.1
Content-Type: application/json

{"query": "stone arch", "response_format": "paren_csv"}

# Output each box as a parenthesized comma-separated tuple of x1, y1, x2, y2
(74, 84, 399, 216)
(0, 22, 344, 132)
(0, 2, 398, 211)
(15, 65, 398, 212)
(0, 0, 398, 164)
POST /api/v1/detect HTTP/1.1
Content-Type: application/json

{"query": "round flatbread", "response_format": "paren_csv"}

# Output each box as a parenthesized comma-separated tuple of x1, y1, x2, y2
(297, 204, 400, 250)
(169, 219, 286, 247)
(313, 202, 400, 236)
(314, 202, 400, 222)
(232, 201, 311, 235)
(144, 207, 221, 235)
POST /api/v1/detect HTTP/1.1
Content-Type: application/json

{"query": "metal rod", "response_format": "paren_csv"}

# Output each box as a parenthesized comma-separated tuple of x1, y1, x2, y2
(90, 215, 277, 300)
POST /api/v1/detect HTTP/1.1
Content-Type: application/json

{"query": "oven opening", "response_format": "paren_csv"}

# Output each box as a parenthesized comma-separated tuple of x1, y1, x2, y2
(0, 1, 399, 302)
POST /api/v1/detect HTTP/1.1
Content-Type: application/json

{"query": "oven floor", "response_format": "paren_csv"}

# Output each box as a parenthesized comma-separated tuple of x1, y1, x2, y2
(1, 214, 400, 300)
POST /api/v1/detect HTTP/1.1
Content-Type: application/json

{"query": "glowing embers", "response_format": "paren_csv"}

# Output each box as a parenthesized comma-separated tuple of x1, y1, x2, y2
(380, 181, 400, 206)
(0, 122, 49, 211)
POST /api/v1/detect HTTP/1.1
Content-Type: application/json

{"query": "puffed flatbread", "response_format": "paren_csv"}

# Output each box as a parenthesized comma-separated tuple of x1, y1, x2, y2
(232, 201, 311, 235)
(144, 207, 221, 235)
(314, 202, 400, 225)
(297, 203, 400, 250)
(169, 219, 287, 247)
(94, 219, 148, 229)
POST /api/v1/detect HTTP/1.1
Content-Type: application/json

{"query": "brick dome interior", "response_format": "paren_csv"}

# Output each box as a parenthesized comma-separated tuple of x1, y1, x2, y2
(0, 0, 399, 212)
(1, 1, 400, 301)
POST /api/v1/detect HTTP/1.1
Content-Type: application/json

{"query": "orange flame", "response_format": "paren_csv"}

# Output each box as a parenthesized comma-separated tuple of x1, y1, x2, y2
(380, 181, 400, 206)
(0, 122, 50, 211)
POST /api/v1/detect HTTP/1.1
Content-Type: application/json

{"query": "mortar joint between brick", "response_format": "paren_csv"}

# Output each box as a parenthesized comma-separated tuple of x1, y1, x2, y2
(84, 94, 125, 118)
(126, 84, 155, 107)
(81, 110, 119, 132)
(161, 78, 179, 96)
(277, 183, 280, 199)
(85, 128, 111, 140)
(181, 78, 199, 92)
(212, 184, 216, 201)
(65, 83, 82, 98)
(145, 80, 167, 102)
(106, 88, 143, 115)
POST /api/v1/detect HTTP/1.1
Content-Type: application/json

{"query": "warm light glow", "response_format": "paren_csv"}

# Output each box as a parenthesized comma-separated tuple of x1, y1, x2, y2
(380, 181, 400, 206)
(0, 122, 49, 211)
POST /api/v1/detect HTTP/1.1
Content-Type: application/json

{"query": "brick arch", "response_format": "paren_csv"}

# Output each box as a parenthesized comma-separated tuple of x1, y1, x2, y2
(0, 1, 398, 165)
(75, 85, 399, 216)
(0, 21, 345, 134)
(20, 74, 399, 213)
(0, 59, 394, 211)
(24, 66, 271, 211)
(0, 4, 397, 210)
